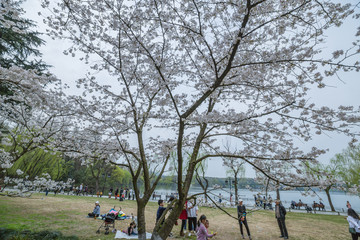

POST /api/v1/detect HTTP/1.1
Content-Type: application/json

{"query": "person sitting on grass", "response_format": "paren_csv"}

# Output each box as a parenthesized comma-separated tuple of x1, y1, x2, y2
(127, 222, 137, 236)
(88, 201, 100, 218)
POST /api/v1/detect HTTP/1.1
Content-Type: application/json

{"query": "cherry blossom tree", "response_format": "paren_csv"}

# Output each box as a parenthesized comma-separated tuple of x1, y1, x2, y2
(0, 1, 78, 195)
(0, 66, 73, 167)
(0, 66, 75, 191)
(41, 1, 360, 239)
(0, 0, 72, 172)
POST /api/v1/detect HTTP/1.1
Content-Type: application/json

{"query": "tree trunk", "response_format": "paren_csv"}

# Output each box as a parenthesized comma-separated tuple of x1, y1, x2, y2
(234, 175, 239, 203)
(325, 186, 335, 212)
(137, 202, 147, 240)
(102, 172, 108, 193)
(152, 198, 184, 240)
(150, 233, 162, 240)
(95, 179, 99, 193)
(151, 122, 206, 239)
(265, 178, 270, 197)
(276, 182, 280, 200)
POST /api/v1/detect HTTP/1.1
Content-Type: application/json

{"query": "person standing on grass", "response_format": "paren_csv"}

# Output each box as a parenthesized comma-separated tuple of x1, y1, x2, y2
(115, 188, 119, 200)
(119, 187, 124, 201)
(129, 188, 133, 200)
(156, 199, 166, 225)
(196, 215, 216, 240)
(187, 199, 198, 236)
(268, 195, 273, 210)
(259, 195, 263, 208)
(275, 199, 288, 239)
(109, 187, 113, 198)
(179, 201, 188, 236)
(347, 208, 360, 240)
(237, 199, 252, 240)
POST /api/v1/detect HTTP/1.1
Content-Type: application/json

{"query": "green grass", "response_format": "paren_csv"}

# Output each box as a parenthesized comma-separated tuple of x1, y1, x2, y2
(286, 211, 346, 224)
(0, 193, 351, 240)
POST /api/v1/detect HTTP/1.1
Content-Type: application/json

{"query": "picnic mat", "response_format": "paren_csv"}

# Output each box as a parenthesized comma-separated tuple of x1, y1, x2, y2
(86, 216, 102, 220)
(86, 216, 129, 220)
(114, 231, 152, 239)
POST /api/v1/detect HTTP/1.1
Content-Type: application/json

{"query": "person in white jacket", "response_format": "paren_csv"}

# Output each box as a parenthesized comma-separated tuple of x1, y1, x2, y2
(347, 208, 360, 240)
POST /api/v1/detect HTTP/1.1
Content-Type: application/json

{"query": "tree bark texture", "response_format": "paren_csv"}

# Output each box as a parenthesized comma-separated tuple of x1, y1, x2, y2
(137, 203, 147, 240)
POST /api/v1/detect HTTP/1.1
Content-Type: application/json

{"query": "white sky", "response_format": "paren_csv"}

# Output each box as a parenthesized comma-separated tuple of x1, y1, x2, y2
(22, 0, 360, 178)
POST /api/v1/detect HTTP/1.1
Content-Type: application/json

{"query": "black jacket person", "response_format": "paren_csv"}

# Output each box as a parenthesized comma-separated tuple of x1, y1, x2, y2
(275, 200, 288, 239)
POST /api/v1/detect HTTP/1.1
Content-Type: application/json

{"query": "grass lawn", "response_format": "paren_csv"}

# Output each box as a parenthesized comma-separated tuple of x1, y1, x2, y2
(0, 193, 350, 240)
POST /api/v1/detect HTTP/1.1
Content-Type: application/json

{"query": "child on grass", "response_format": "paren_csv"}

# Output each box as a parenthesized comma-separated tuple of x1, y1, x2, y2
(88, 201, 100, 218)
(127, 222, 137, 236)
(197, 215, 216, 240)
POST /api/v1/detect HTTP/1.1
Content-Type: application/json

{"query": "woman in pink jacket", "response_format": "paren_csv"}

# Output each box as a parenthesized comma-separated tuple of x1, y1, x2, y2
(197, 215, 217, 240)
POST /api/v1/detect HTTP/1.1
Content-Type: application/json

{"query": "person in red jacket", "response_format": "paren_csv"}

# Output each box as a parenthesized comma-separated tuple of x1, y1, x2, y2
(179, 201, 188, 236)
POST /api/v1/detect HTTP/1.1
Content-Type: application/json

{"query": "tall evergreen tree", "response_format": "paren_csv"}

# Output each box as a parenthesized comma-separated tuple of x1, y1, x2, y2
(0, 0, 49, 98)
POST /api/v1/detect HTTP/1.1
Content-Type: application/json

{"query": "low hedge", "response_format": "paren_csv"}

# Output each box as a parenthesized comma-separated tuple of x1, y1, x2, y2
(0, 228, 78, 240)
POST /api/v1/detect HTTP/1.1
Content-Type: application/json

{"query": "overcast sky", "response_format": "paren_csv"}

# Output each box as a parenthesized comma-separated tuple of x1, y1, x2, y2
(22, 0, 360, 178)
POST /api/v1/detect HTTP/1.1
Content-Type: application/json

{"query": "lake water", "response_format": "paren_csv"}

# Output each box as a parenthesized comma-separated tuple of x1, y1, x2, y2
(153, 187, 359, 212)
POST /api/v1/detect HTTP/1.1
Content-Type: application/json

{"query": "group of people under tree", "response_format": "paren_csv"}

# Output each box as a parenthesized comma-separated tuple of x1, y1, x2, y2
(155, 196, 290, 239)
(43, 182, 137, 202)
(157, 198, 217, 239)
(87, 200, 139, 236)
(73, 183, 88, 196)
(254, 194, 273, 210)
(84, 192, 359, 239)
(44, 184, 89, 196)
(52, 179, 359, 240)
(108, 187, 135, 201)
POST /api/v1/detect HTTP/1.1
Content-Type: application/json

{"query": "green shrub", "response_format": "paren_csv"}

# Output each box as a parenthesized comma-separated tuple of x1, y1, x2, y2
(0, 228, 78, 240)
